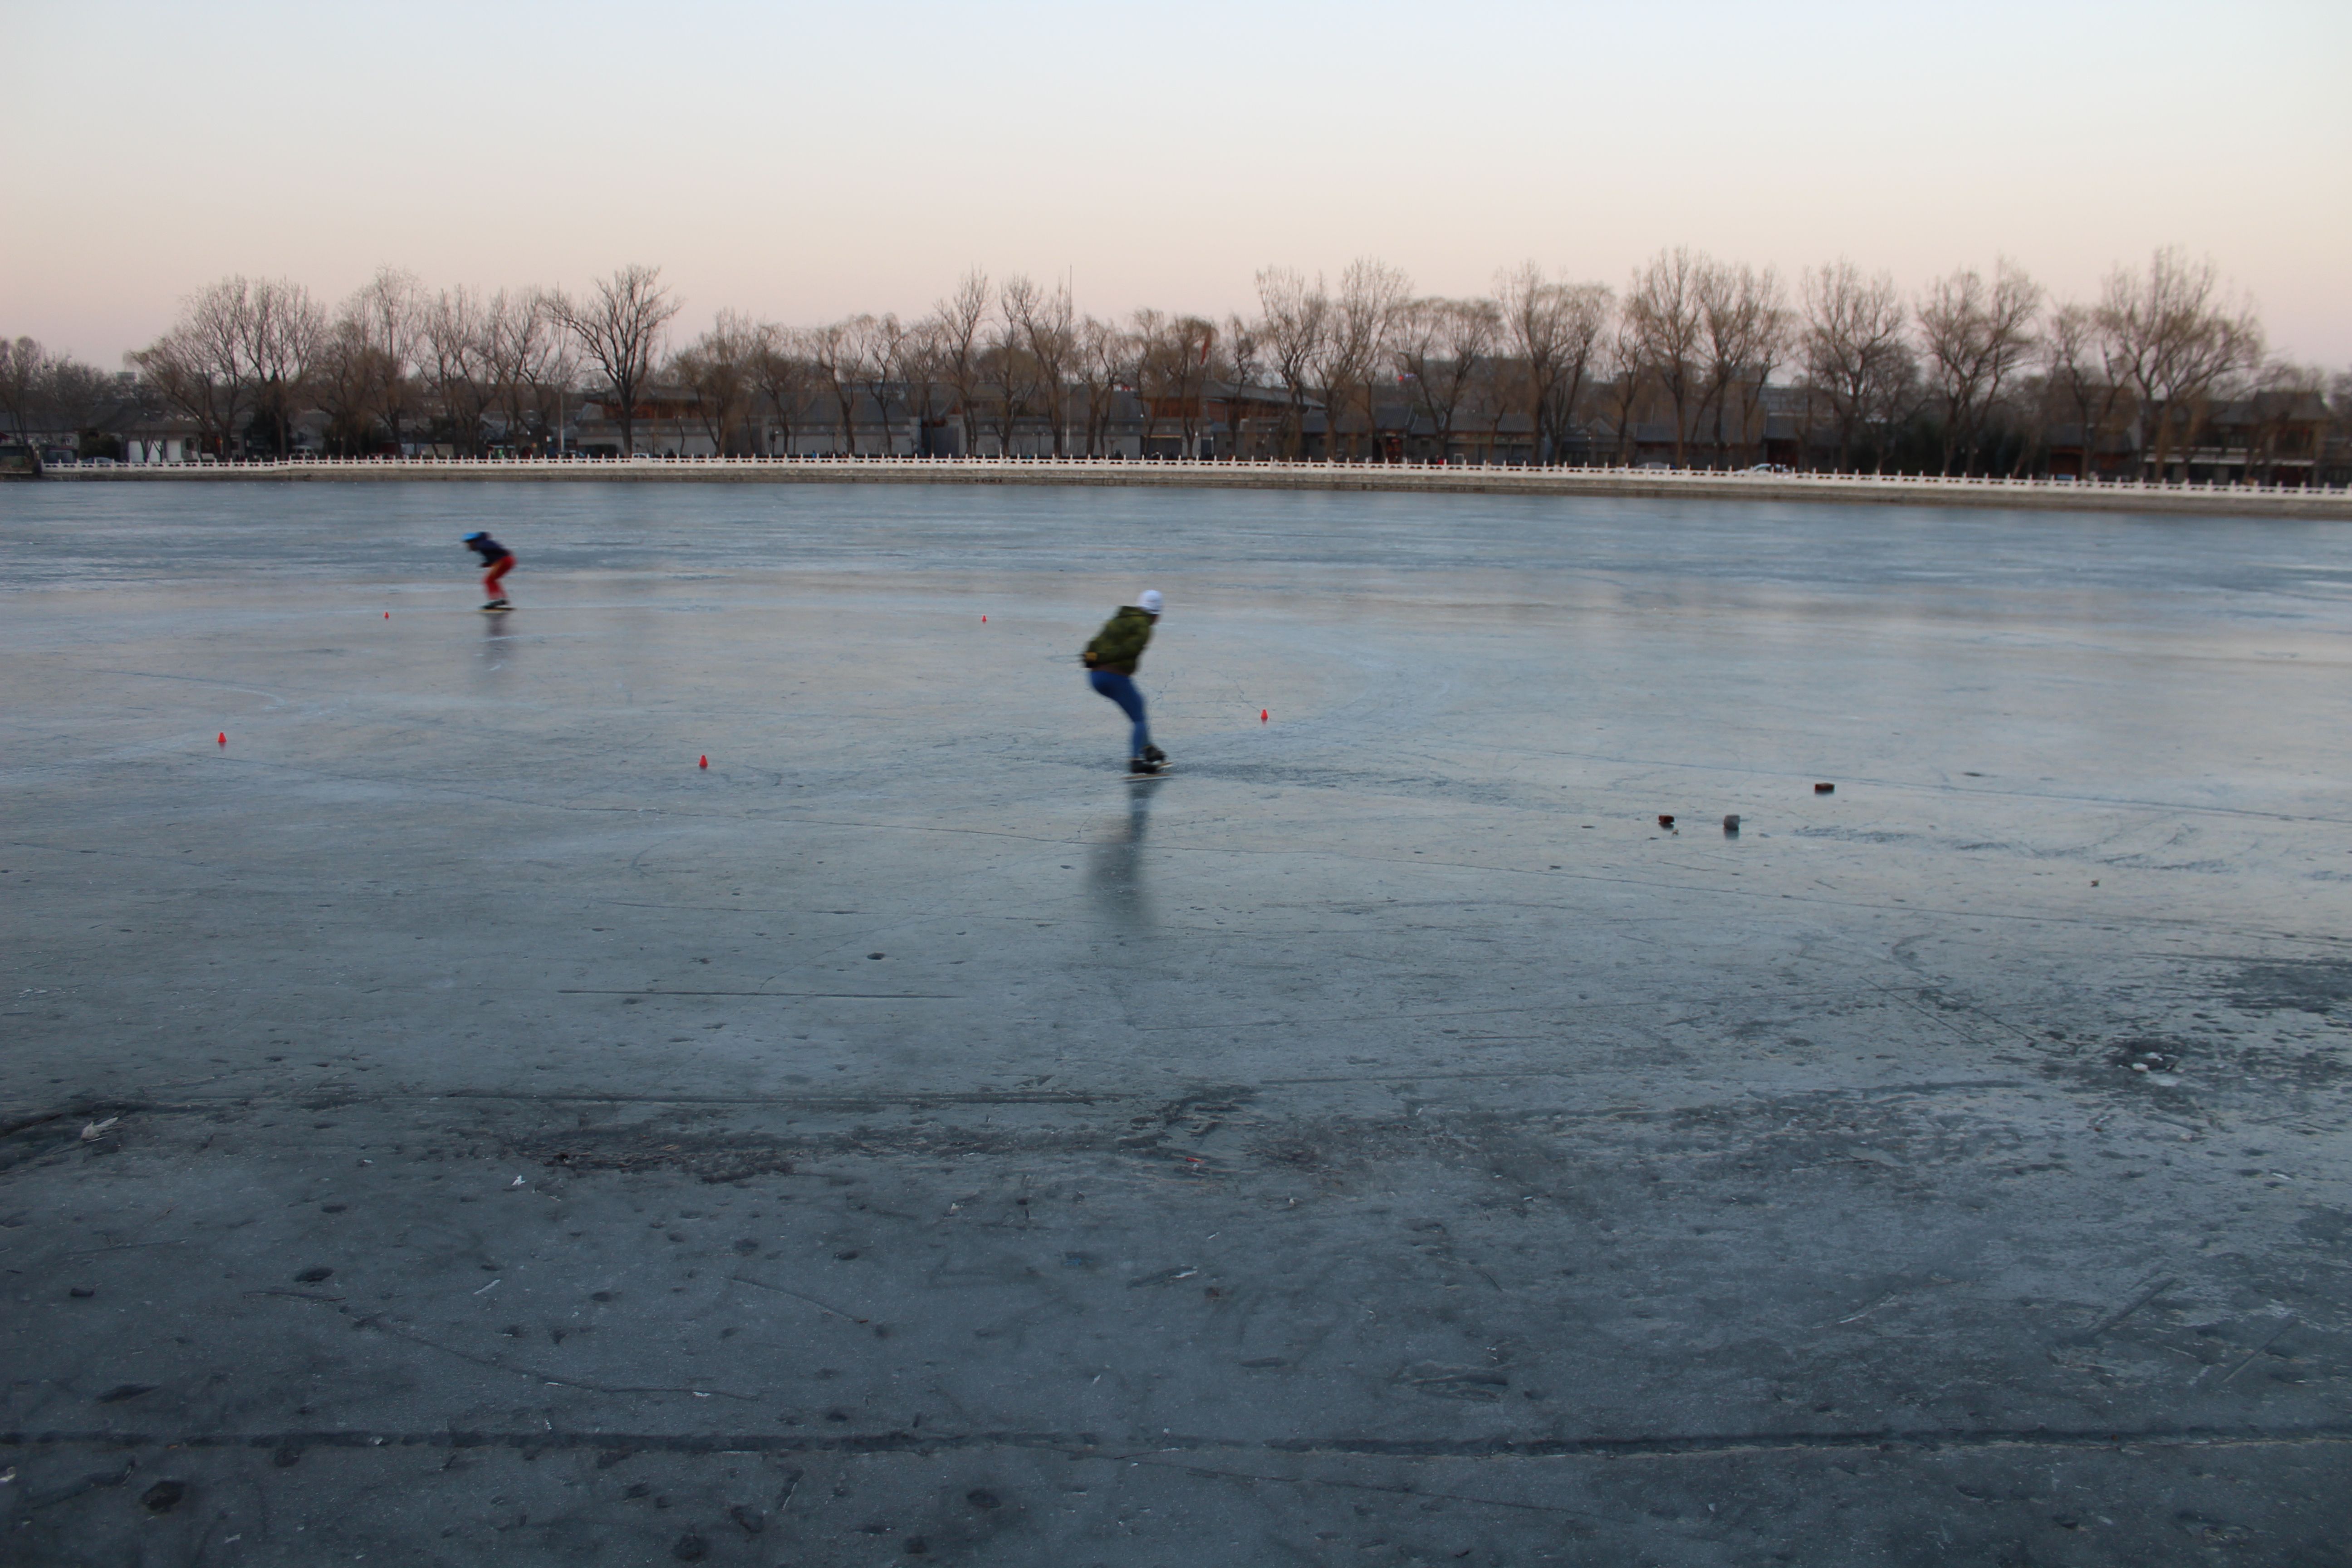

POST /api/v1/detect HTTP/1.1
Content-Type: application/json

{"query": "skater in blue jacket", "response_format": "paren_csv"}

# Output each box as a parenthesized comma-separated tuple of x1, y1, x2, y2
(463, 531, 514, 609)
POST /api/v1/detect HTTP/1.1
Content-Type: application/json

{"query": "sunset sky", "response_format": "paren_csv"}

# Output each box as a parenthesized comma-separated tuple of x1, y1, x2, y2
(6, 0, 2348, 367)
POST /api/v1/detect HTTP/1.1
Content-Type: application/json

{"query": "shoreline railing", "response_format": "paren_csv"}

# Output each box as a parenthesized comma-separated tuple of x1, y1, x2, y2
(40, 452, 2351, 502)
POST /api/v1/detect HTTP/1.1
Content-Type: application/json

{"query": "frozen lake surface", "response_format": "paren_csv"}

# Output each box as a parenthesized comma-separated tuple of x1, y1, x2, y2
(4, 482, 2350, 1563)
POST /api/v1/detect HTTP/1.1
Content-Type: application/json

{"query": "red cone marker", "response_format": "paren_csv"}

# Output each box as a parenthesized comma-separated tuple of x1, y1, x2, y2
(1260, 710, 1268, 723)
(217, 733, 226, 746)
(699, 755, 708, 769)
(980, 615, 986, 622)
(384, 611, 390, 618)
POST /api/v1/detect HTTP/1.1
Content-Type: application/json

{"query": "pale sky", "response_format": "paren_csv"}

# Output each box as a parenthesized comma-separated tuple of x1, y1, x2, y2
(6, 0, 2348, 368)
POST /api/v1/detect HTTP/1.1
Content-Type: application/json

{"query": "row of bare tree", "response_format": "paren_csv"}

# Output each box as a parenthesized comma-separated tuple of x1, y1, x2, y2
(652, 246, 2294, 476)
(108, 268, 665, 460)
(8, 248, 2315, 476)
(0, 338, 132, 456)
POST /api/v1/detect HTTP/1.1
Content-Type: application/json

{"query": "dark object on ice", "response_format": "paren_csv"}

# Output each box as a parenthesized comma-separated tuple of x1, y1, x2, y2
(1656, 814, 1675, 829)
(295, 1266, 333, 1283)
(1723, 814, 1740, 834)
(141, 1480, 187, 1514)
(69, 1285, 94, 1298)
(672, 1531, 709, 1561)
(1814, 782, 1834, 794)
(729, 1504, 766, 1535)
(96, 1384, 154, 1403)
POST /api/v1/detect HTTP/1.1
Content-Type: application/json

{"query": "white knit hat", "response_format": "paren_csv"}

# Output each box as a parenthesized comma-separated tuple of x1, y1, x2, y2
(1138, 589, 1164, 614)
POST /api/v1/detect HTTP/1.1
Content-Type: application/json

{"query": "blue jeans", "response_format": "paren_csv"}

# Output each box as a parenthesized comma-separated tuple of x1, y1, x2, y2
(1088, 669, 1152, 758)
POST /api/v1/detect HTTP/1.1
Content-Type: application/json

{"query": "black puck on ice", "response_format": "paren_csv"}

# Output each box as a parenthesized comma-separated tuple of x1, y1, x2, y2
(1656, 814, 1675, 829)
(1723, 815, 1740, 834)
(1813, 782, 1835, 794)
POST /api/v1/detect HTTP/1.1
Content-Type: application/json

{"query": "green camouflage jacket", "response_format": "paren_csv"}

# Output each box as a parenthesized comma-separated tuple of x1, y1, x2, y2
(1084, 606, 1156, 675)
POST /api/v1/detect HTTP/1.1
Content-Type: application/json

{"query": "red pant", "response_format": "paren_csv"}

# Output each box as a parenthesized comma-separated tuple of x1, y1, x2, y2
(482, 554, 514, 597)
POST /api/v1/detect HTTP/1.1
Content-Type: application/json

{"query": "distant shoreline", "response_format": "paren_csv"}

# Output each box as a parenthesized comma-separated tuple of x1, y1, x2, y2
(36, 456, 2352, 519)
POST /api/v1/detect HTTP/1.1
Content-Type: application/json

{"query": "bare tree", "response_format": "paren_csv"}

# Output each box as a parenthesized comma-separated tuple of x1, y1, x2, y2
(2042, 301, 2128, 480)
(1008, 277, 1077, 455)
(1219, 313, 1264, 458)
(0, 337, 53, 442)
(1073, 315, 1132, 457)
(312, 313, 387, 455)
(420, 286, 490, 456)
(1602, 307, 1647, 466)
(1497, 264, 1611, 466)
(1800, 261, 1913, 471)
(853, 313, 911, 455)
(2097, 248, 2264, 480)
(131, 277, 259, 456)
(129, 274, 326, 458)
(1133, 311, 1216, 457)
(748, 323, 812, 456)
(931, 269, 990, 457)
(1695, 261, 1788, 467)
(1393, 297, 1498, 462)
(895, 317, 943, 457)
(45, 358, 121, 450)
(1, 341, 118, 451)
(2242, 360, 2325, 485)
(804, 319, 860, 454)
(1626, 248, 1706, 466)
(1254, 267, 1328, 459)
(252, 279, 325, 455)
(480, 290, 570, 456)
(672, 309, 759, 456)
(545, 265, 680, 456)
(1917, 260, 2043, 474)
(985, 281, 1038, 457)
(347, 268, 422, 453)
(130, 328, 233, 456)
(1316, 259, 1410, 461)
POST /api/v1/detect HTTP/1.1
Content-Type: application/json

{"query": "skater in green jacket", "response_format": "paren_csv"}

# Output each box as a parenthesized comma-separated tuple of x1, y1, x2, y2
(1083, 589, 1165, 774)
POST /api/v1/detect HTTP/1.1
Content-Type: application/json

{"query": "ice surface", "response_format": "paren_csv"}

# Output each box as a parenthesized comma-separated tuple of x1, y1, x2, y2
(3, 481, 2348, 1563)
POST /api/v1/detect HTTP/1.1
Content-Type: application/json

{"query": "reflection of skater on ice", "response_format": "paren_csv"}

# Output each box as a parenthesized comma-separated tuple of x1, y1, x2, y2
(1082, 588, 1166, 775)
(463, 531, 515, 610)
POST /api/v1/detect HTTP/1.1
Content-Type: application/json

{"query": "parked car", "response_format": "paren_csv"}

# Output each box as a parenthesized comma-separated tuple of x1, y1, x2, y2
(1745, 462, 1792, 474)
